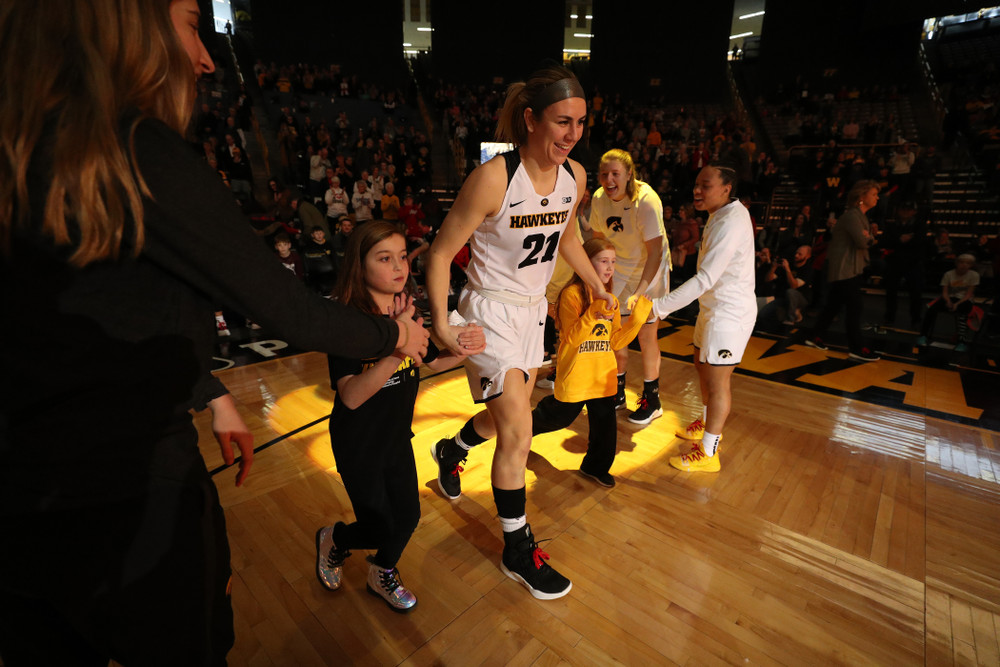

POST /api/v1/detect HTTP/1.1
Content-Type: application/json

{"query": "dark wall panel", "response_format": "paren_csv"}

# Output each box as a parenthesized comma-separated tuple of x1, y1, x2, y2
(431, 0, 565, 84)
(590, 0, 734, 103)
(759, 0, 923, 84)
(249, 0, 405, 86)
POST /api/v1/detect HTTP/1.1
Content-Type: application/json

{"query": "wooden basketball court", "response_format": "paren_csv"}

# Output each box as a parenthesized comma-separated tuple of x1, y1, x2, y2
(194, 329, 1000, 665)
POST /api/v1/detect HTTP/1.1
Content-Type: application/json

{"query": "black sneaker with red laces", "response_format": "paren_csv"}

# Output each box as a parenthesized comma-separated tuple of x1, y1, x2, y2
(500, 524, 572, 600)
(627, 391, 662, 425)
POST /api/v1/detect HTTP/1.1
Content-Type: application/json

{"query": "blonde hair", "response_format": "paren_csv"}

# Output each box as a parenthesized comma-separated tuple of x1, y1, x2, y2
(0, 0, 197, 266)
(599, 148, 641, 201)
(495, 66, 584, 146)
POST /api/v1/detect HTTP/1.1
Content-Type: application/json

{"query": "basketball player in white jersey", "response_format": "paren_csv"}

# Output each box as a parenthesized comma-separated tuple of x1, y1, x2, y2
(585, 149, 670, 425)
(425, 67, 613, 600)
(638, 163, 756, 473)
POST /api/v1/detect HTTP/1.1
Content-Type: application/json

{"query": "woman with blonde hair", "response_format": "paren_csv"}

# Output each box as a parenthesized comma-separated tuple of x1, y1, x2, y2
(584, 148, 671, 425)
(426, 65, 613, 600)
(0, 1, 427, 663)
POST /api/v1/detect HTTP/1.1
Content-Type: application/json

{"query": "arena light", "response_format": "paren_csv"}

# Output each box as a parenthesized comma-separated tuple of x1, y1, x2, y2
(563, 48, 591, 53)
(739, 11, 765, 19)
(585, 14, 593, 19)
(570, 13, 578, 18)
(730, 31, 753, 39)
(417, 27, 433, 32)
(574, 32, 594, 38)
(402, 42, 412, 47)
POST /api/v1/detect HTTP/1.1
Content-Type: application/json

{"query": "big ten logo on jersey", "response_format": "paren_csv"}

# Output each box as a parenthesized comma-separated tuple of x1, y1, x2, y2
(607, 216, 624, 233)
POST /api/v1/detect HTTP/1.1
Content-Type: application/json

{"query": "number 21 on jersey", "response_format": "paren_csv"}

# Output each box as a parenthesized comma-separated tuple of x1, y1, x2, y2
(518, 231, 560, 269)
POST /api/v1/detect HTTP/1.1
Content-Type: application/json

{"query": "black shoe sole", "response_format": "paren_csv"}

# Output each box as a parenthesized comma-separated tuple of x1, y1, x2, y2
(627, 408, 662, 425)
(500, 563, 572, 600)
(578, 469, 615, 488)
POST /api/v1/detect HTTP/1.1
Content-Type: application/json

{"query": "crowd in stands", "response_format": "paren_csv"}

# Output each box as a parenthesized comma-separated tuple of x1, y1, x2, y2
(200, 54, 997, 353)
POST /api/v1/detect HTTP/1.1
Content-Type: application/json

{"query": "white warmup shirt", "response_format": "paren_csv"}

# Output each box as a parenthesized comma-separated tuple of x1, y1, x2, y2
(651, 199, 756, 327)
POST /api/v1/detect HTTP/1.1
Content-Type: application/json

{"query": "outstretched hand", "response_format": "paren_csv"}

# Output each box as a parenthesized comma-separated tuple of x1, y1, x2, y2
(208, 393, 253, 487)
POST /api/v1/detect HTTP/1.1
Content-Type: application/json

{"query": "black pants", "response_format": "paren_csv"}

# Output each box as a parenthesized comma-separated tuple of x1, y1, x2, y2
(532, 394, 617, 476)
(811, 275, 865, 353)
(331, 431, 420, 570)
(0, 474, 233, 667)
(921, 299, 973, 339)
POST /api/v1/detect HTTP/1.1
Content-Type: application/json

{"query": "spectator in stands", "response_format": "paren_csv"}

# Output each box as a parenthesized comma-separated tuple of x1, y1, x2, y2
(351, 180, 375, 223)
(670, 203, 700, 279)
(324, 174, 349, 223)
(292, 195, 329, 241)
(805, 180, 881, 361)
(301, 226, 337, 295)
(331, 215, 355, 273)
(778, 213, 814, 259)
(274, 233, 305, 281)
(762, 245, 814, 326)
(381, 181, 401, 221)
(309, 147, 332, 199)
(916, 254, 980, 352)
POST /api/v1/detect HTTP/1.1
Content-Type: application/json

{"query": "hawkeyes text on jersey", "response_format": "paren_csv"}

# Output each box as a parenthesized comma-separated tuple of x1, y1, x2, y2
(509, 210, 570, 229)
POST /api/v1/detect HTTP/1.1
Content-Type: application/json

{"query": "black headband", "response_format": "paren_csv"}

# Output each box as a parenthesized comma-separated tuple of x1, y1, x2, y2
(529, 77, 586, 113)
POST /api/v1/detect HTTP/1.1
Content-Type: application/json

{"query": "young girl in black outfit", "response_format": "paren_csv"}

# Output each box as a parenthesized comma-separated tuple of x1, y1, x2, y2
(315, 221, 483, 612)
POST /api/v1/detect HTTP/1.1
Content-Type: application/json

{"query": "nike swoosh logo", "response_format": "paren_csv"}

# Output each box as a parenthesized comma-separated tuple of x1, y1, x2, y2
(511, 199, 526, 207)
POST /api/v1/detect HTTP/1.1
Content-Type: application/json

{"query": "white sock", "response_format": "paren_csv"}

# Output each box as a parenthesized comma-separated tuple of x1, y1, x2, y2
(702, 432, 722, 457)
(454, 433, 473, 451)
(499, 515, 527, 532)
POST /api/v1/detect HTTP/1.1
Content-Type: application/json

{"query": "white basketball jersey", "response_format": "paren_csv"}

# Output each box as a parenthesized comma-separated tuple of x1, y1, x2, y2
(465, 151, 577, 297)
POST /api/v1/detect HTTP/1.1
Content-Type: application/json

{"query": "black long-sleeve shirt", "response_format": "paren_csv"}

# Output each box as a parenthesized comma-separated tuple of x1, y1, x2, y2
(0, 118, 399, 513)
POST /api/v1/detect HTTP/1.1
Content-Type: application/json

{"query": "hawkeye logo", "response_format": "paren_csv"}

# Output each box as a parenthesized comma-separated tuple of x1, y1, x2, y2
(480, 377, 493, 392)
(607, 216, 624, 232)
(591, 323, 608, 337)
(719, 349, 732, 359)
(509, 209, 569, 229)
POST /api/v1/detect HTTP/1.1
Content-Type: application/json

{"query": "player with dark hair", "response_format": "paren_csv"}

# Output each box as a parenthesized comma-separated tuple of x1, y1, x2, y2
(640, 163, 756, 473)
(425, 66, 613, 599)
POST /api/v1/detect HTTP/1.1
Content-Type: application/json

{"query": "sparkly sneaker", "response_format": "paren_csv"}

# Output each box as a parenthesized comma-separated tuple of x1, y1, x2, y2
(669, 443, 721, 473)
(315, 525, 351, 591)
(365, 557, 417, 612)
(431, 438, 466, 500)
(500, 524, 572, 600)
(627, 392, 662, 425)
(676, 418, 705, 441)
